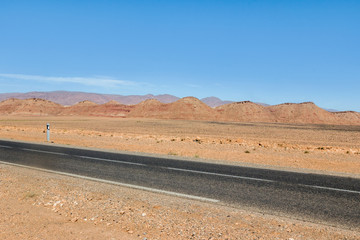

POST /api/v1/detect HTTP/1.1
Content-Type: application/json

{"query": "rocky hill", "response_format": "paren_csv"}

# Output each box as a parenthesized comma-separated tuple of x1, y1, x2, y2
(129, 97, 219, 120)
(216, 101, 276, 122)
(267, 102, 341, 124)
(1, 97, 359, 125)
(0, 98, 63, 116)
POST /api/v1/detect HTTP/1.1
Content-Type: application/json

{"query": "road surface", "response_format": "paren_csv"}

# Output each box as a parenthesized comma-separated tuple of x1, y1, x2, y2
(0, 139, 359, 230)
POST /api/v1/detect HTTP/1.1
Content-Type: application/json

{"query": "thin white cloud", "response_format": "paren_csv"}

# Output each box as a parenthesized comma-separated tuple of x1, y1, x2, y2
(0, 73, 138, 88)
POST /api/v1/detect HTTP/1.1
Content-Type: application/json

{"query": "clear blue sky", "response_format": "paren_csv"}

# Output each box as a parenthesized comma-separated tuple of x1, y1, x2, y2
(0, 0, 359, 111)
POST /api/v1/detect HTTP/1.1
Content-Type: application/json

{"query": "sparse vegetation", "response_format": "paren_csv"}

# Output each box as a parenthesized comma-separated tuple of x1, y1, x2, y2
(304, 151, 309, 154)
(245, 150, 250, 154)
(23, 192, 37, 199)
(168, 151, 177, 156)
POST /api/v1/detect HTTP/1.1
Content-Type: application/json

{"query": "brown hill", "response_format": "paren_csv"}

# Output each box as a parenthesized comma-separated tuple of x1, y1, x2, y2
(0, 98, 63, 116)
(165, 97, 218, 120)
(127, 99, 164, 118)
(1, 98, 359, 125)
(216, 101, 275, 122)
(75, 100, 98, 106)
(90, 102, 134, 117)
(60, 101, 98, 116)
(129, 97, 219, 120)
(61, 100, 133, 117)
(103, 100, 121, 105)
(333, 111, 360, 125)
(267, 102, 341, 124)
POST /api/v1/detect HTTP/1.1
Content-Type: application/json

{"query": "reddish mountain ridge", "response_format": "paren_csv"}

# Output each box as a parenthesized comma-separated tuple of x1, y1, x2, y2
(0, 91, 234, 107)
(332, 111, 360, 124)
(129, 97, 219, 120)
(216, 101, 276, 122)
(267, 102, 342, 124)
(60, 101, 134, 117)
(1, 98, 359, 125)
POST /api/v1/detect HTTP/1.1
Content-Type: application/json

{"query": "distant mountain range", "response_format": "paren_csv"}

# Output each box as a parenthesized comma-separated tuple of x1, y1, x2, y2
(0, 91, 238, 107)
(0, 91, 276, 108)
(0, 91, 181, 106)
(0, 93, 359, 125)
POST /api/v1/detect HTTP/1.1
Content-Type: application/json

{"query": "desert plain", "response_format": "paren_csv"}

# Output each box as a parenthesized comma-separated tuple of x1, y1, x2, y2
(1, 116, 360, 239)
(1, 116, 360, 175)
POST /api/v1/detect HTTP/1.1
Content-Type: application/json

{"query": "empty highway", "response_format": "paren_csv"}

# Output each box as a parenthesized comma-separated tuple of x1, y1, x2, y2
(0, 139, 359, 230)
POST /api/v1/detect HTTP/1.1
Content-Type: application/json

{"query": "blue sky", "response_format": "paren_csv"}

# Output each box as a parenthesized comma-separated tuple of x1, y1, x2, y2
(0, 0, 359, 111)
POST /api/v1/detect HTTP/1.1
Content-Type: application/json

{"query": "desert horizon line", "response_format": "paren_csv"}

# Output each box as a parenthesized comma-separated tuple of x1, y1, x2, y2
(0, 90, 351, 112)
(1, 94, 359, 115)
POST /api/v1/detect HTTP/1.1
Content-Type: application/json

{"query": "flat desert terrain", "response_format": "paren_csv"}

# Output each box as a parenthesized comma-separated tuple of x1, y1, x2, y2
(1, 116, 360, 239)
(1, 116, 360, 175)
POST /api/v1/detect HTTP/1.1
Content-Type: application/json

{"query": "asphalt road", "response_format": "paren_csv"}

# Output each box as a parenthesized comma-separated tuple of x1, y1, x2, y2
(0, 139, 359, 230)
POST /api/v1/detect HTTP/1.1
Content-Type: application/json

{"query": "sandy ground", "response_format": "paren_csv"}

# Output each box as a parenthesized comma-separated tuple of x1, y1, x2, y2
(1, 116, 360, 175)
(1, 164, 359, 240)
(1, 116, 360, 239)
